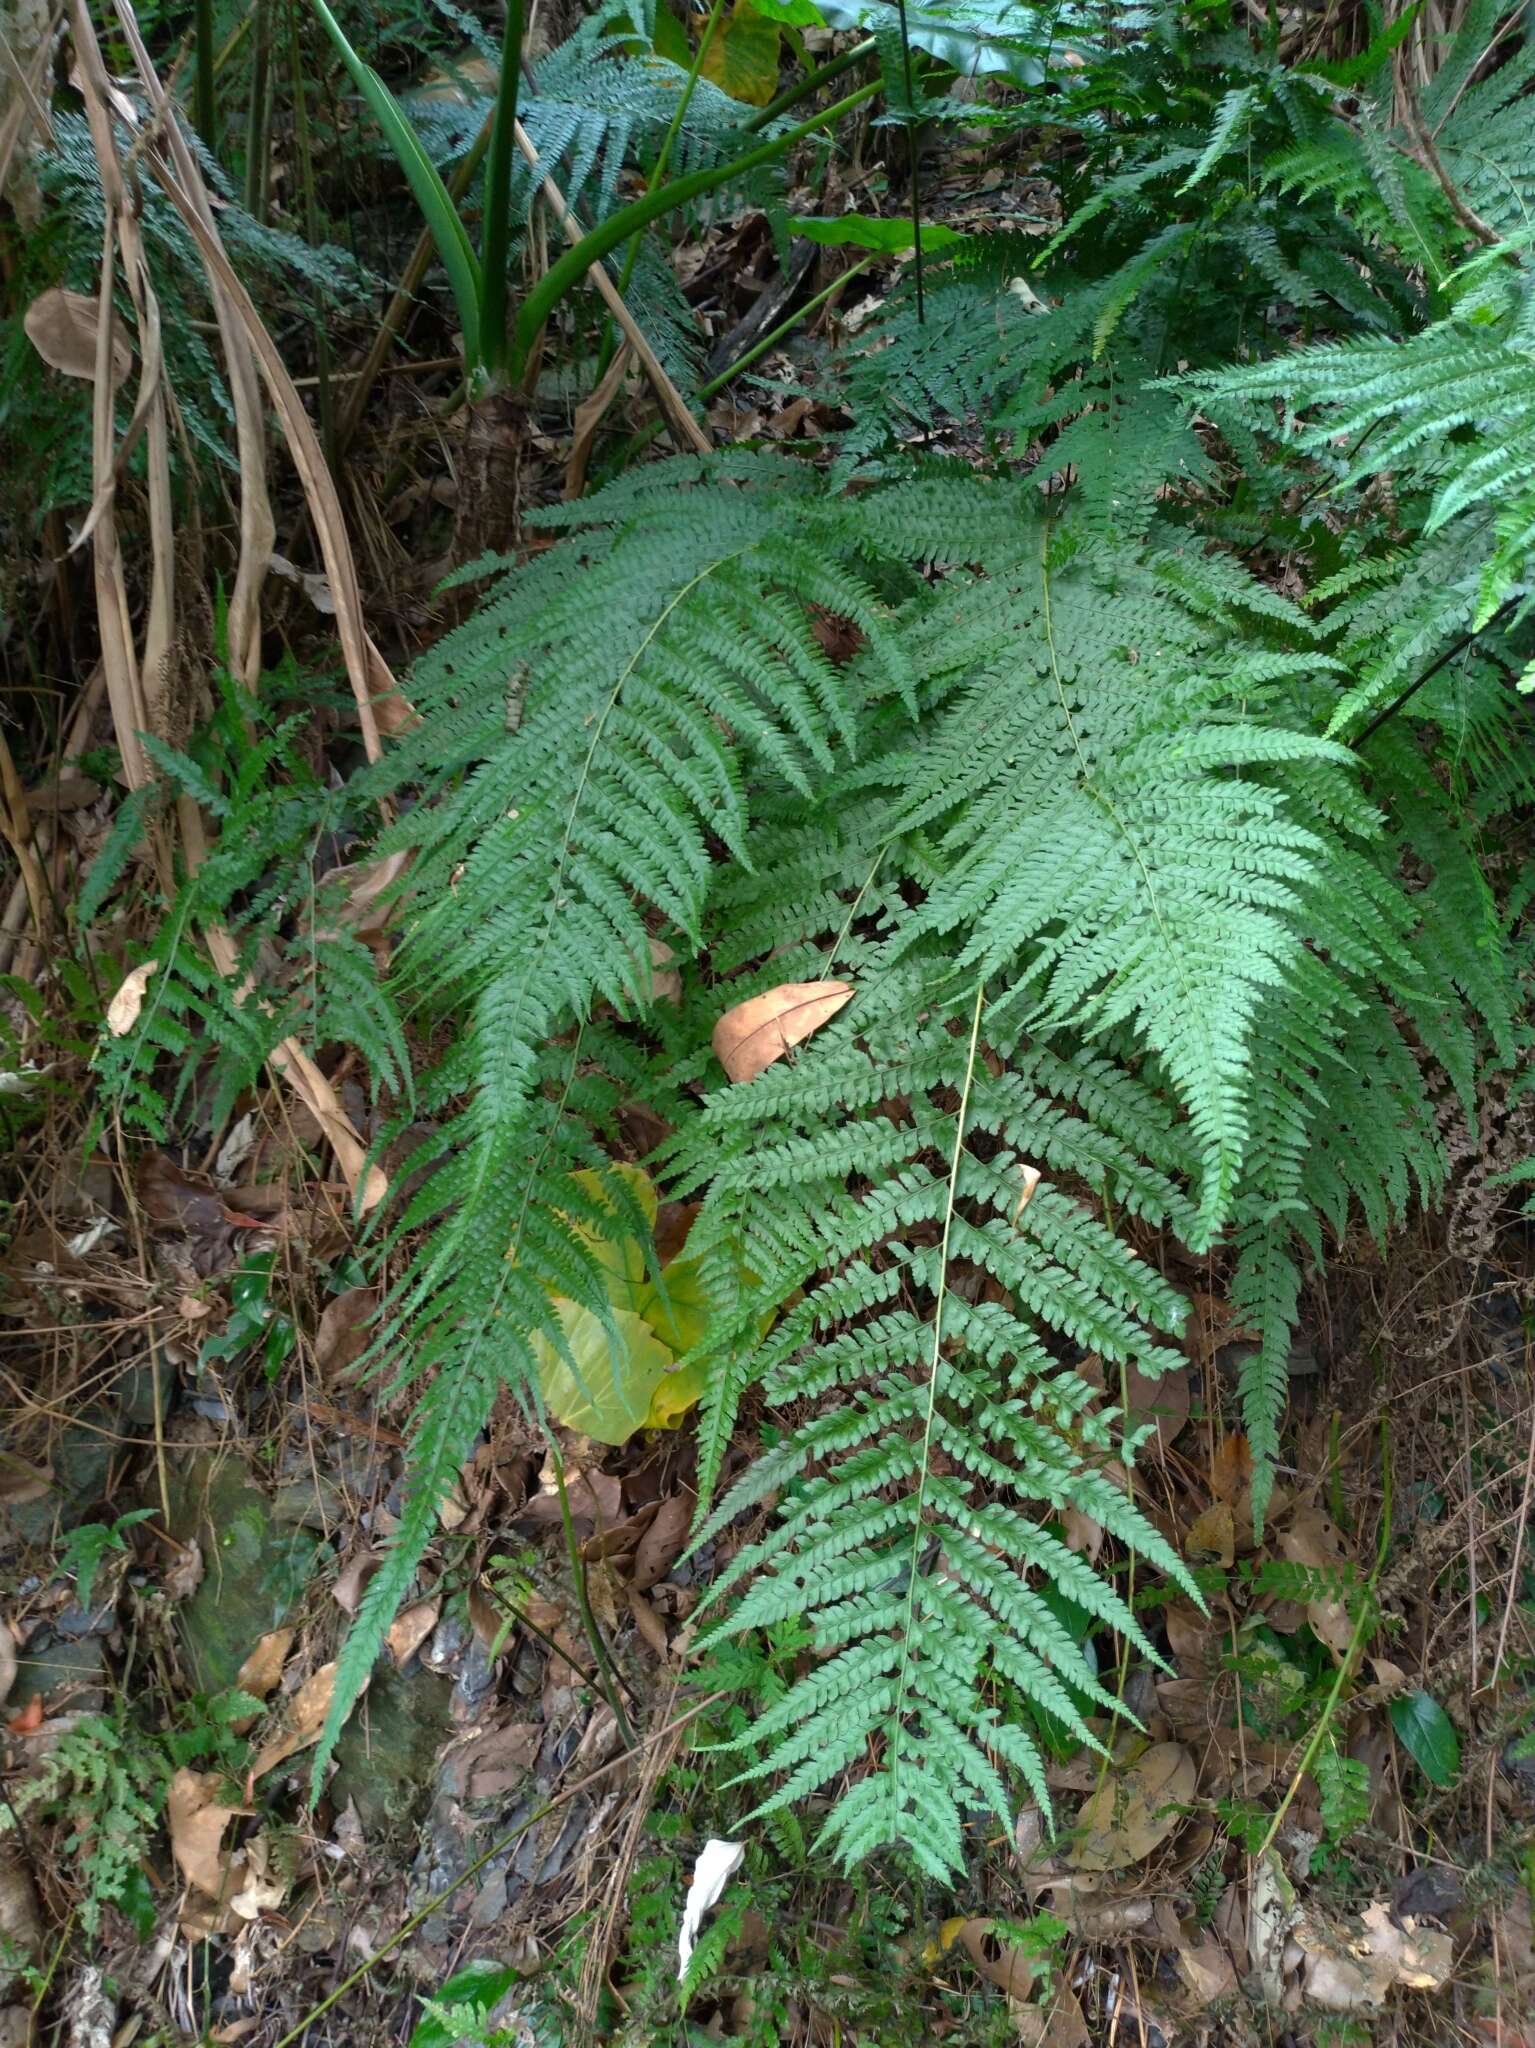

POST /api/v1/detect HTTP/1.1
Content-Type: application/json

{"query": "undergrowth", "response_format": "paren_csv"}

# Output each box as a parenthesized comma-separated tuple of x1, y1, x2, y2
(89, 0, 1535, 1885)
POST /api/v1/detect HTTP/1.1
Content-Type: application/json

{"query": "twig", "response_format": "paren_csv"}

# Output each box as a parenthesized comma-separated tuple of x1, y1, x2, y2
(1350, 596, 1519, 745)
(514, 118, 710, 456)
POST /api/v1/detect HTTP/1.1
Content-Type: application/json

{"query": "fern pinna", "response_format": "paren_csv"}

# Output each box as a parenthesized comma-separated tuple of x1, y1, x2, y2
(296, 456, 1482, 1860)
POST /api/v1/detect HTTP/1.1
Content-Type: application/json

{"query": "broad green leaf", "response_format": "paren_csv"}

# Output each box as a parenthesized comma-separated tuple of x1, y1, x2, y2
(535, 1297, 675, 1445)
(1390, 1690, 1459, 1787)
(813, 0, 1050, 83)
(652, 4, 692, 65)
(700, 0, 782, 106)
(409, 1960, 522, 2048)
(310, 0, 483, 370)
(791, 213, 971, 254)
(749, 0, 826, 22)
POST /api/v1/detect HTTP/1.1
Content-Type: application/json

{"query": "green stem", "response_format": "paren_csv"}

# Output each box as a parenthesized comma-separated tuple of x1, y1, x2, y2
(244, 0, 270, 223)
(511, 74, 882, 380)
(548, 1436, 637, 1747)
(477, 0, 525, 379)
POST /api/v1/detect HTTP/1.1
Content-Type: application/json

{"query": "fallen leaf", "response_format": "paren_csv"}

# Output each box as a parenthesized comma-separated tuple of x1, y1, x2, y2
(0, 1455, 50, 1507)
(632, 1495, 692, 1591)
(457, 1720, 540, 1800)
(163, 1539, 204, 1602)
(1209, 1433, 1252, 1504)
(1013, 1162, 1042, 1223)
(1062, 1505, 1104, 1562)
(6, 1697, 42, 1735)
(535, 1298, 675, 1447)
(1124, 1362, 1191, 1452)
(951, 1917, 1034, 2001)
(234, 1629, 293, 1701)
(1017, 1984, 1090, 2048)
(1279, 1504, 1355, 1657)
(1175, 1929, 1238, 2007)
(0, 1631, 12, 1708)
(106, 960, 158, 1036)
(711, 980, 854, 1084)
(1185, 1499, 1235, 1567)
(1066, 1741, 1197, 1872)
(566, 342, 633, 500)
(248, 1661, 340, 1780)
(386, 1599, 440, 1669)
(314, 1286, 378, 1379)
(229, 1833, 286, 1921)
(24, 288, 131, 386)
(627, 1585, 670, 1657)
(167, 1767, 242, 1897)
(331, 1549, 380, 1617)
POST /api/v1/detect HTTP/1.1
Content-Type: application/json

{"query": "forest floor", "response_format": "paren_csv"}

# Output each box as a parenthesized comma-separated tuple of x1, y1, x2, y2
(2, 1059, 1534, 2045)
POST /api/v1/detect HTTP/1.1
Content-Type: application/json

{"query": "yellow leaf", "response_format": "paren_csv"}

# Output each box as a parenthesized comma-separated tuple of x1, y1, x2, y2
(636, 1251, 712, 1355)
(564, 1163, 658, 1313)
(535, 1297, 675, 1446)
(699, 1, 782, 106)
(643, 1355, 708, 1431)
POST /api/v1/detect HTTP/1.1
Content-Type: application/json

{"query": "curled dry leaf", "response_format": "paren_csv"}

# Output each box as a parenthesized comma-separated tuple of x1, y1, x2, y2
(248, 1661, 341, 1781)
(1184, 1499, 1235, 1568)
(24, 288, 131, 387)
(1293, 1900, 1453, 2009)
(106, 960, 158, 1037)
(0, 1455, 50, 1508)
(711, 980, 854, 1084)
(0, 1627, 13, 1708)
(6, 1697, 42, 1736)
(167, 1767, 243, 1898)
(948, 1918, 1034, 2001)
(1066, 1741, 1197, 1872)
(234, 1629, 293, 1702)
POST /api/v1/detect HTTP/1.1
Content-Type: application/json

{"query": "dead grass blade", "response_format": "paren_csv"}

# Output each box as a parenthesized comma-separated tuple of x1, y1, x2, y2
(515, 118, 711, 458)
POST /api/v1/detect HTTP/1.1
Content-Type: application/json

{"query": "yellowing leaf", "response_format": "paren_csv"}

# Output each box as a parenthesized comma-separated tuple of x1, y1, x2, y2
(712, 980, 854, 1083)
(699, 0, 782, 105)
(1066, 1741, 1196, 1872)
(644, 1355, 708, 1431)
(637, 1251, 712, 1355)
(564, 1163, 658, 1313)
(535, 1297, 676, 1446)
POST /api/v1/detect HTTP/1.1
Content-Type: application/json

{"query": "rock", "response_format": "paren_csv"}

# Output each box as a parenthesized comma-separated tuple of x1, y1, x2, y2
(330, 1661, 453, 1842)
(166, 1454, 319, 1693)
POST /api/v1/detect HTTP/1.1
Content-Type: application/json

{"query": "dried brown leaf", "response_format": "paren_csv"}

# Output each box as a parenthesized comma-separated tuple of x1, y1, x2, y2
(331, 1550, 380, 1617)
(105, 960, 158, 1036)
(1066, 1741, 1197, 1872)
(0, 1627, 14, 1709)
(24, 288, 130, 386)
(1280, 1504, 1354, 1657)
(386, 1599, 440, 1669)
(167, 1767, 241, 1897)
(711, 980, 854, 1084)
(234, 1629, 293, 1701)
(632, 1495, 691, 1591)
(248, 1661, 340, 1780)
(1185, 1500, 1235, 1567)
(314, 1286, 378, 1379)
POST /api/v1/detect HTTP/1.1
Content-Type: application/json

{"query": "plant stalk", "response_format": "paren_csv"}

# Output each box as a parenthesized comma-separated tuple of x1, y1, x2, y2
(193, 0, 216, 150)
(477, 0, 526, 379)
(548, 1436, 636, 1747)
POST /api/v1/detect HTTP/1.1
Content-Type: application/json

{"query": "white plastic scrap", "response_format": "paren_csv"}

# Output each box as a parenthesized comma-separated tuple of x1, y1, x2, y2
(677, 1838, 744, 1980)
